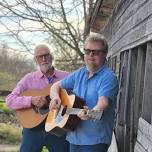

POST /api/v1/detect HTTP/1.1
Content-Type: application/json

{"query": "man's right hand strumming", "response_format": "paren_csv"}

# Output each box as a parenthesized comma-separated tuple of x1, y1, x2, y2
(49, 81, 62, 111)
(49, 97, 61, 112)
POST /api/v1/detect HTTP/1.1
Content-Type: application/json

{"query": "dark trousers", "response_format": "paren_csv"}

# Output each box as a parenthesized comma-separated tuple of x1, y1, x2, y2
(20, 128, 69, 152)
(70, 143, 109, 152)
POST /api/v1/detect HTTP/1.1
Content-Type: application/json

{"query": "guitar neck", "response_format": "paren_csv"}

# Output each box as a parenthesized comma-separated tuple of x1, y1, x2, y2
(66, 107, 82, 115)
(64, 107, 103, 120)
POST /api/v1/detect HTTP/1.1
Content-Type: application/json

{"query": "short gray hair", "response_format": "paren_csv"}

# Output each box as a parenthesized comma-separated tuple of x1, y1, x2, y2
(34, 44, 54, 60)
(84, 33, 108, 53)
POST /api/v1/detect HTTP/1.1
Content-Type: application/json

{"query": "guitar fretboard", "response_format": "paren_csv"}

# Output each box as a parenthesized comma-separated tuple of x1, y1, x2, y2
(63, 107, 103, 120)
(65, 107, 82, 115)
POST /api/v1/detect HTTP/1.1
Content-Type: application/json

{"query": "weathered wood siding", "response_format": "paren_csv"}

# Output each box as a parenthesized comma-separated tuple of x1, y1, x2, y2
(104, 0, 152, 56)
(141, 42, 152, 122)
(134, 117, 152, 152)
(103, 0, 152, 152)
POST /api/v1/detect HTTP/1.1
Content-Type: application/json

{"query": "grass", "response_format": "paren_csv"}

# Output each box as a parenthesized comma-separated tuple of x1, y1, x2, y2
(42, 146, 49, 152)
(0, 101, 49, 151)
(0, 99, 4, 102)
(0, 101, 20, 145)
(0, 102, 14, 113)
(0, 123, 22, 144)
(0, 122, 49, 151)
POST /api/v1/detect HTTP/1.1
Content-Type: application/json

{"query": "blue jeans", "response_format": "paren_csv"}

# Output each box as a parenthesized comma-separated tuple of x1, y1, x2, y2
(70, 143, 109, 152)
(20, 128, 69, 152)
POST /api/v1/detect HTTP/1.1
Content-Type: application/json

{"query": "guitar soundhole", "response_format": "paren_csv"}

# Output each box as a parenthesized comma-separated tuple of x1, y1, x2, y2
(62, 106, 67, 116)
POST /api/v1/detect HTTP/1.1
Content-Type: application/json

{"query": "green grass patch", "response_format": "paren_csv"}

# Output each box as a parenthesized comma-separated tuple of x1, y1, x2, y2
(0, 123, 22, 144)
(42, 146, 49, 152)
(0, 99, 5, 102)
(0, 102, 14, 113)
(0, 122, 49, 151)
(0, 97, 6, 102)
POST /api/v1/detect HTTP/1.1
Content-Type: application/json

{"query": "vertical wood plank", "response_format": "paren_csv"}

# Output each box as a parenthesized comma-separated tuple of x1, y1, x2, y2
(142, 42, 152, 123)
(133, 45, 146, 142)
(123, 49, 138, 152)
(115, 53, 120, 76)
(116, 50, 129, 152)
(126, 48, 138, 152)
(123, 49, 132, 152)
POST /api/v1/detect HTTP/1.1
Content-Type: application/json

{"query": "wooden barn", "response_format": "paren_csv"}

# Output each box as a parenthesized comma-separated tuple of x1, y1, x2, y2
(87, 0, 152, 152)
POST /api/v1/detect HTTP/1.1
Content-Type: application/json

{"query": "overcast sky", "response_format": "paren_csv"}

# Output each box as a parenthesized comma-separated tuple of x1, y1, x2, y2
(0, 0, 85, 57)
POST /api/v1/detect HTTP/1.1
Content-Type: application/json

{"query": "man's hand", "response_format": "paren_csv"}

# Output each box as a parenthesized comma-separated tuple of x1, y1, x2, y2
(77, 106, 89, 120)
(31, 96, 47, 107)
(49, 97, 61, 112)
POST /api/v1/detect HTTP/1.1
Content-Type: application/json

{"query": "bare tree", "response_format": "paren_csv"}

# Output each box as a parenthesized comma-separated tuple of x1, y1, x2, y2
(0, 44, 35, 90)
(0, 0, 95, 68)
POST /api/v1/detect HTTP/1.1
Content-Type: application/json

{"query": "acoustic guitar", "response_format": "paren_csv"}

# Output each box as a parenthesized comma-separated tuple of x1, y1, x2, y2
(16, 85, 51, 128)
(45, 89, 103, 136)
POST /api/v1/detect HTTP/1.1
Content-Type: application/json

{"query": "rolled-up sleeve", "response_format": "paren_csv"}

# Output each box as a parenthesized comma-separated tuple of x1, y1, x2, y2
(60, 72, 75, 90)
(98, 74, 119, 102)
(6, 75, 32, 110)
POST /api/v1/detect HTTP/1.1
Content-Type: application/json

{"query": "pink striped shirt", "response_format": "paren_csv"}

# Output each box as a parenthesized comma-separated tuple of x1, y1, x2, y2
(6, 69, 69, 109)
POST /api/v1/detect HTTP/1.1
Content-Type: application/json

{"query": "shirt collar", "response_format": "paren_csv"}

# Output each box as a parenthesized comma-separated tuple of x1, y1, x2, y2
(36, 67, 58, 79)
(37, 70, 44, 79)
(85, 64, 107, 76)
(53, 68, 60, 79)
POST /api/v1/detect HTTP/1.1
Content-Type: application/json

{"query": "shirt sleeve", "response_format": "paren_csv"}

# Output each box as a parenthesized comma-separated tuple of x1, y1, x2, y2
(98, 74, 119, 102)
(60, 72, 76, 90)
(6, 74, 32, 110)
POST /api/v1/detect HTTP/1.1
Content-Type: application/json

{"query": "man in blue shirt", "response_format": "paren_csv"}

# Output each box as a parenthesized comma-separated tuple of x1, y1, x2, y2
(49, 34, 119, 152)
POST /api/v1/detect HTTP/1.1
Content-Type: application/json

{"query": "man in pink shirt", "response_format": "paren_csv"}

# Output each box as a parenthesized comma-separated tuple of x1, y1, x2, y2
(6, 44, 69, 152)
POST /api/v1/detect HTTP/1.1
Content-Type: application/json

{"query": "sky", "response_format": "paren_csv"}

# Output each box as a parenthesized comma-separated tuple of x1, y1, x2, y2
(0, 18, 49, 56)
(0, 0, 85, 57)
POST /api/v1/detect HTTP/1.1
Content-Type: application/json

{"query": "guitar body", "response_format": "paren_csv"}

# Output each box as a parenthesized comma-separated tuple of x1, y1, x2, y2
(16, 85, 51, 128)
(45, 89, 85, 136)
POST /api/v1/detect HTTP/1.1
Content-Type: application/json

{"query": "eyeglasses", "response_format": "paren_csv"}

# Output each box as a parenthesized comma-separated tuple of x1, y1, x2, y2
(84, 49, 103, 56)
(35, 53, 51, 60)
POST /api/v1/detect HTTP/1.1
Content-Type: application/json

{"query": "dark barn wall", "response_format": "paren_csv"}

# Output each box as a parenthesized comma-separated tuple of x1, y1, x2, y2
(103, 0, 152, 152)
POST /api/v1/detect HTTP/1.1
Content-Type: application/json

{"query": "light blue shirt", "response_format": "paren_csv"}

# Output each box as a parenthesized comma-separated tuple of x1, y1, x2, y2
(60, 64, 119, 145)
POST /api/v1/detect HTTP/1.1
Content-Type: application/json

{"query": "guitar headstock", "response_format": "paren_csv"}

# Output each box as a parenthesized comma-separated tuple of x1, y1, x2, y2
(87, 110, 103, 120)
